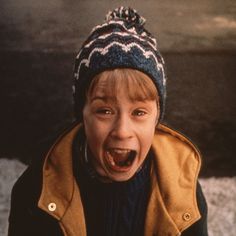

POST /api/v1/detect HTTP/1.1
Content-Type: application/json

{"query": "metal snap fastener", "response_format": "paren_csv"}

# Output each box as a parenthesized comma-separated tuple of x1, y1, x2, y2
(48, 202, 56, 212)
(183, 212, 191, 221)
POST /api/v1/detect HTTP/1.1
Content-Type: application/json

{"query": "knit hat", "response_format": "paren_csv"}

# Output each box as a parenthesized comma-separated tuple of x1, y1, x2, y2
(73, 6, 166, 122)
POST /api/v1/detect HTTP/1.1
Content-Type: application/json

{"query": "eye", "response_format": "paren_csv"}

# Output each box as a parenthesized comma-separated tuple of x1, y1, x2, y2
(96, 108, 113, 115)
(132, 109, 147, 117)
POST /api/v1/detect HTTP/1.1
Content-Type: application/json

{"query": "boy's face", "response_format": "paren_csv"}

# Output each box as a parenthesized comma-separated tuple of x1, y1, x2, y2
(83, 77, 159, 182)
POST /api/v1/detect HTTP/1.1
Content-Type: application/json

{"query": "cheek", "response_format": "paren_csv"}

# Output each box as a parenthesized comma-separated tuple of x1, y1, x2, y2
(139, 123, 156, 155)
(141, 133, 154, 151)
(83, 115, 110, 155)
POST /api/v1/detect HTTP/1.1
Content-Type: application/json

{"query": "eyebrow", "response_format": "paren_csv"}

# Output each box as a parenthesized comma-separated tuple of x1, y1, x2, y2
(90, 96, 155, 105)
(90, 96, 117, 103)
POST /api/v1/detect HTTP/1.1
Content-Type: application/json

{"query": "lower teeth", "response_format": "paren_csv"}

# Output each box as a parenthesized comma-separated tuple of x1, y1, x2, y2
(108, 155, 116, 166)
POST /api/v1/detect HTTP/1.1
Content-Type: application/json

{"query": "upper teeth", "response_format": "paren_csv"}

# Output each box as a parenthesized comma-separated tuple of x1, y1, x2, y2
(108, 149, 131, 154)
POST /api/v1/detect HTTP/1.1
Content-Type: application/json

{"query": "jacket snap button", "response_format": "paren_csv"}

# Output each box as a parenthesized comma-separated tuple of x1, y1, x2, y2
(48, 202, 56, 212)
(183, 212, 191, 221)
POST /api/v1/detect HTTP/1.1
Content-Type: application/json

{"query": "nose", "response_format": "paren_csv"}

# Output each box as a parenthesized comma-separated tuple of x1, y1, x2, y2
(110, 114, 133, 140)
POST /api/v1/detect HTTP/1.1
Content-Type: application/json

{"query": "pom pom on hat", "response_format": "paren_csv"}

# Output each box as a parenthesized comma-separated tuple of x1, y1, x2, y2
(105, 6, 146, 28)
(73, 6, 166, 122)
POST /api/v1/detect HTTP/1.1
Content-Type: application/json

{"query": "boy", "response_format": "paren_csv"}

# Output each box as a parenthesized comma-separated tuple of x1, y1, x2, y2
(8, 6, 208, 236)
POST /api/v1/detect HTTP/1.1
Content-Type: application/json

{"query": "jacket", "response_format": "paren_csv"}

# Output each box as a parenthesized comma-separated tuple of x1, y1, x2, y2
(8, 123, 208, 236)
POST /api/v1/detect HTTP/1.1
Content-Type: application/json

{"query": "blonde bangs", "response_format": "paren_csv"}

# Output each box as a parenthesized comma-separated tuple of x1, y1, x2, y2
(87, 68, 159, 102)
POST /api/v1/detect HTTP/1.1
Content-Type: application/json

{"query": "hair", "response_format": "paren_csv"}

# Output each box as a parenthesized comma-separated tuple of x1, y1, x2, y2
(85, 68, 160, 106)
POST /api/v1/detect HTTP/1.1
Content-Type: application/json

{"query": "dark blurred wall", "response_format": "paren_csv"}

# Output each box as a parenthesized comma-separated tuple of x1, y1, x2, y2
(1, 0, 236, 52)
(0, 0, 236, 176)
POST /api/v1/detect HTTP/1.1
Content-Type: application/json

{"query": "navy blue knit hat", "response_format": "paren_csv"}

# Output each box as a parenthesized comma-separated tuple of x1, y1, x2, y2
(73, 6, 166, 121)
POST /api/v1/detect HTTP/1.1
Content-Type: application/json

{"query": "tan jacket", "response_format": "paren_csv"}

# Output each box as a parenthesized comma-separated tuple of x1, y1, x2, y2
(38, 123, 202, 236)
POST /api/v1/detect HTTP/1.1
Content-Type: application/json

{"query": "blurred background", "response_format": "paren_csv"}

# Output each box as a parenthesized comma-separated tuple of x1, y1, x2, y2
(1, 0, 236, 176)
(0, 0, 236, 235)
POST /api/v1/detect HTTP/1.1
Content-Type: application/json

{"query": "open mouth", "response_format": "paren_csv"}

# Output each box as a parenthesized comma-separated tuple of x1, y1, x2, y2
(105, 148, 136, 171)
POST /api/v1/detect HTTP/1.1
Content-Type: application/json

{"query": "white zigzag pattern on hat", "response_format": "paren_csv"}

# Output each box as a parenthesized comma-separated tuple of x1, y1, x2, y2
(89, 20, 157, 47)
(75, 41, 166, 86)
(75, 20, 157, 61)
(83, 31, 157, 51)
(91, 20, 135, 34)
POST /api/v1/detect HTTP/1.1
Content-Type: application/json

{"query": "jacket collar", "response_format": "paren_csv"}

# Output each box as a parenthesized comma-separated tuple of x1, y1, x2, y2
(145, 124, 201, 236)
(38, 123, 87, 235)
(38, 123, 201, 236)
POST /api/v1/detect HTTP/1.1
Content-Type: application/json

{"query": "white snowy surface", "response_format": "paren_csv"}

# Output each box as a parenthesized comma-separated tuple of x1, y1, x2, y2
(199, 177, 236, 235)
(0, 159, 26, 236)
(0, 158, 236, 236)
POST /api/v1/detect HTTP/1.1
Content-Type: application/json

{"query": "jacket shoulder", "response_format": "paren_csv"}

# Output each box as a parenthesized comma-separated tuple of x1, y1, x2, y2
(153, 123, 202, 171)
(156, 123, 201, 156)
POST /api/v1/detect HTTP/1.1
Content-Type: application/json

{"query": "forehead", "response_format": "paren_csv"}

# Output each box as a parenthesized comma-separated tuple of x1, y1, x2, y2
(89, 78, 129, 104)
(87, 69, 159, 102)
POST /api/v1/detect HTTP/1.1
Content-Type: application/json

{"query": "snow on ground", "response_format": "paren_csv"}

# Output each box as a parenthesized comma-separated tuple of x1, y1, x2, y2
(0, 158, 236, 236)
(0, 159, 26, 236)
(199, 178, 236, 235)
